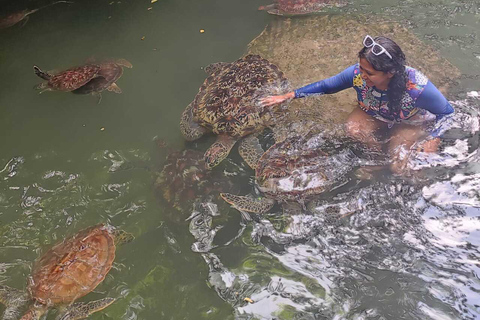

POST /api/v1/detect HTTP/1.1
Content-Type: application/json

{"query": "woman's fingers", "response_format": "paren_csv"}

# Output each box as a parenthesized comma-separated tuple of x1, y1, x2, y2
(259, 95, 285, 107)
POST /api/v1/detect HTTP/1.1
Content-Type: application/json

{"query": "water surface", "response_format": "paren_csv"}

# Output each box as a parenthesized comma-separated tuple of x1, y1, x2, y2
(0, 0, 479, 319)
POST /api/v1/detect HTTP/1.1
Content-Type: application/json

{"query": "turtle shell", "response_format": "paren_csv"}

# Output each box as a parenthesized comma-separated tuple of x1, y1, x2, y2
(192, 54, 289, 138)
(155, 149, 237, 212)
(259, 0, 346, 15)
(72, 62, 123, 95)
(46, 64, 101, 91)
(28, 224, 115, 305)
(256, 133, 357, 201)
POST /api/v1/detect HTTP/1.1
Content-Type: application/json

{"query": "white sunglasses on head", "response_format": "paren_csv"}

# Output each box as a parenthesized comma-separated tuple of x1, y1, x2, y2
(363, 35, 393, 60)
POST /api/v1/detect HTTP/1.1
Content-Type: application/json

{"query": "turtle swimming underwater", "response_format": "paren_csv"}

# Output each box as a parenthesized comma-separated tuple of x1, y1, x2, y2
(0, 224, 133, 320)
(180, 54, 290, 169)
(221, 132, 359, 214)
(154, 148, 241, 216)
(33, 64, 101, 93)
(0, 1, 71, 29)
(258, 0, 346, 16)
(72, 59, 133, 102)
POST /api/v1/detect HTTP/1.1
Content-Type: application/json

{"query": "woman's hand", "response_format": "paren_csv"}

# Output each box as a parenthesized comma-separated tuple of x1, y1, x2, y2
(259, 92, 295, 107)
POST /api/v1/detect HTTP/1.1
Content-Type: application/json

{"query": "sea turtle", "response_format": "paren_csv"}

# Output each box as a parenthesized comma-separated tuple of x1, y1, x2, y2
(258, 0, 346, 16)
(0, 224, 134, 320)
(33, 64, 101, 93)
(72, 59, 133, 103)
(221, 132, 359, 213)
(0, 1, 71, 29)
(154, 148, 241, 214)
(180, 54, 290, 169)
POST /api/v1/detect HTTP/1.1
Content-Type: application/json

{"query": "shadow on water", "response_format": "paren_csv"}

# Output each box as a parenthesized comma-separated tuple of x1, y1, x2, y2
(0, 0, 479, 319)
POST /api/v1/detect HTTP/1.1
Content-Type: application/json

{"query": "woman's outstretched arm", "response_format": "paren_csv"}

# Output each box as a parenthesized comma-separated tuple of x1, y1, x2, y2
(260, 64, 356, 107)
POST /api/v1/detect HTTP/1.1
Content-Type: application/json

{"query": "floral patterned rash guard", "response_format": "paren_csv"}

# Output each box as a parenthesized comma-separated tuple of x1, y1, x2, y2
(294, 64, 454, 129)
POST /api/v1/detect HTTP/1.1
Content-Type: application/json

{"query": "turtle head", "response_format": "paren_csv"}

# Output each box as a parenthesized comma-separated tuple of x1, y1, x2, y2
(112, 229, 135, 245)
(33, 66, 51, 80)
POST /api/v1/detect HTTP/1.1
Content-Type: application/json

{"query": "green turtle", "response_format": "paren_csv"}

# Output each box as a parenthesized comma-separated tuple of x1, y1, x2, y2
(33, 64, 101, 93)
(180, 54, 290, 169)
(72, 59, 133, 103)
(0, 224, 134, 320)
(221, 132, 359, 213)
(0, 1, 72, 29)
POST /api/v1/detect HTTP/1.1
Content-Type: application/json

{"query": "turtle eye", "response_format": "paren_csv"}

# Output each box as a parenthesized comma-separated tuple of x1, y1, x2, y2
(79, 243, 87, 251)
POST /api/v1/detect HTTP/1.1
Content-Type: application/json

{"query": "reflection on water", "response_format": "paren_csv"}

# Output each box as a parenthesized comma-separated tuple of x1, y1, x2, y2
(1, 0, 479, 319)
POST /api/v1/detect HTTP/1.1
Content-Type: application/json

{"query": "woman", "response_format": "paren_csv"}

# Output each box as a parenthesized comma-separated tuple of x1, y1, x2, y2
(260, 35, 454, 175)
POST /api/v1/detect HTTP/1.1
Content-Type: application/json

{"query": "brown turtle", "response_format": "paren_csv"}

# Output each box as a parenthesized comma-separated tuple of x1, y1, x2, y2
(180, 54, 290, 169)
(33, 64, 101, 93)
(221, 132, 360, 213)
(258, 0, 346, 16)
(72, 59, 133, 103)
(0, 224, 133, 320)
(154, 148, 241, 214)
(0, 1, 72, 29)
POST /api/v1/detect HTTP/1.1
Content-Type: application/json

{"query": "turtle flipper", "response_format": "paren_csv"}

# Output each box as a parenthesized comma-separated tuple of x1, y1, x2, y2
(107, 83, 122, 93)
(258, 4, 277, 11)
(204, 135, 237, 169)
(33, 82, 52, 94)
(114, 58, 133, 68)
(33, 65, 52, 80)
(93, 92, 102, 104)
(180, 103, 207, 141)
(56, 298, 115, 320)
(238, 135, 264, 170)
(0, 286, 29, 320)
(220, 193, 275, 213)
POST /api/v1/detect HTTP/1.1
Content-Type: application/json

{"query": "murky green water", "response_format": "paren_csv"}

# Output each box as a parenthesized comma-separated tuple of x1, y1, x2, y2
(0, 0, 479, 319)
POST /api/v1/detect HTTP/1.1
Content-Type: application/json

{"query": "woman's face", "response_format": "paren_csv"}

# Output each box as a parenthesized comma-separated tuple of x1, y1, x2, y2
(359, 58, 393, 90)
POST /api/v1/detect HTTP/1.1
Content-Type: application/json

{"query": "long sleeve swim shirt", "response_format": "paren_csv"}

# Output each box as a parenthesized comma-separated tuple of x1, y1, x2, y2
(294, 64, 454, 122)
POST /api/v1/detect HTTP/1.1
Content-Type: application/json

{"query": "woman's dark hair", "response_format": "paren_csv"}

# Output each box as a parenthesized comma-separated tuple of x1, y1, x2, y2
(358, 36, 407, 116)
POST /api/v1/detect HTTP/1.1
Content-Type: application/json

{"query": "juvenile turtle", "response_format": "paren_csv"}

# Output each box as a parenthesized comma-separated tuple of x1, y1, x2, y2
(72, 59, 133, 102)
(0, 224, 133, 320)
(258, 0, 346, 16)
(154, 148, 241, 214)
(0, 1, 71, 29)
(180, 54, 290, 169)
(221, 133, 359, 213)
(33, 64, 101, 93)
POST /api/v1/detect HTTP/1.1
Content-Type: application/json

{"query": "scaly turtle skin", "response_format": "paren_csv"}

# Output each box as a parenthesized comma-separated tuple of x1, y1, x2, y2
(72, 59, 133, 101)
(33, 64, 101, 93)
(258, 0, 346, 16)
(180, 54, 290, 169)
(221, 133, 358, 213)
(0, 224, 133, 320)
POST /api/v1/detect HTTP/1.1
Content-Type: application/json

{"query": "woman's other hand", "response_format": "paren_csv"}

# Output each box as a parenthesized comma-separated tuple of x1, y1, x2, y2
(259, 92, 295, 107)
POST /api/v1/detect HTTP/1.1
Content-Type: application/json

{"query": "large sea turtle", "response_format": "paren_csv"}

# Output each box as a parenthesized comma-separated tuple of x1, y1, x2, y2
(72, 59, 133, 102)
(33, 64, 101, 93)
(258, 0, 346, 16)
(0, 224, 133, 320)
(180, 54, 290, 169)
(153, 146, 246, 220)
(221, 132, 360, 213)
